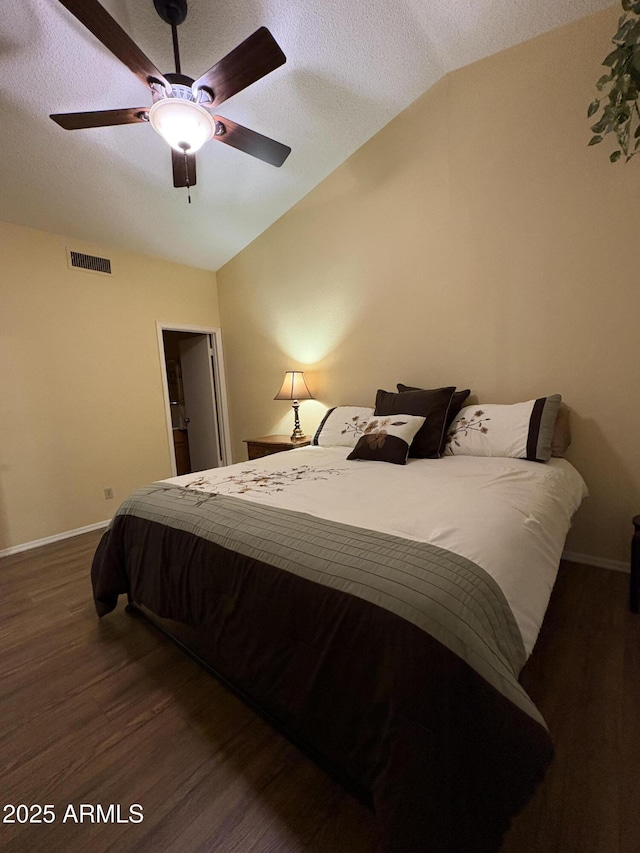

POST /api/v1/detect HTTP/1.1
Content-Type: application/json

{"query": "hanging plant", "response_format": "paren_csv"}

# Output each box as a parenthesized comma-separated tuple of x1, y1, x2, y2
(588, 0, 640, 162)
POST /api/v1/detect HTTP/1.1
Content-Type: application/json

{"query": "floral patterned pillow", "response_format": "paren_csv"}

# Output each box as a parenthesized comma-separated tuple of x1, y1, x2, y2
(312, 406, 375, 447)
(347, 414, 426, 465)
(444, 396, 562, 462)
(375, 386, 456, 458)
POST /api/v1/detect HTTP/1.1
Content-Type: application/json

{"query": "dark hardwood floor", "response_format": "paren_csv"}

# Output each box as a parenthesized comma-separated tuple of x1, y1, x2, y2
(0, 530, 638, 852)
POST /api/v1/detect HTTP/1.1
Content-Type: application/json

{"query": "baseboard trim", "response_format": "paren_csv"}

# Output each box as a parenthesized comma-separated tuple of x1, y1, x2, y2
(0, 520, 110, 558)
(562, 550, 629, 574)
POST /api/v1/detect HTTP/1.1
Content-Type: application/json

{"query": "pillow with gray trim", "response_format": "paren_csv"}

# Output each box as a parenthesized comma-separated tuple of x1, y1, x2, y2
(347, 414, 426, 465)
(551, 402, 571, 457)
(444, 395, 562, 462)
(312, 406, 375, 447)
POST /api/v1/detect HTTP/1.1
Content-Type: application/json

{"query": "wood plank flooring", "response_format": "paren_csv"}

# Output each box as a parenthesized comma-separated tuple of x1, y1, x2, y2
(1, 531, 639, 852)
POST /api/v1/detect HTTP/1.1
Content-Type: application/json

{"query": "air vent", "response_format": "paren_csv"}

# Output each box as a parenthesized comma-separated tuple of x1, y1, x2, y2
(67, 249, 112, 276)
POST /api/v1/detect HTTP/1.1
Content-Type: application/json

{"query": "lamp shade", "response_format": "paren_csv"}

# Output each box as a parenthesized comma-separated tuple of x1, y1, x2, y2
(148, 98, 216, 153)
(274, 371, 314, 401)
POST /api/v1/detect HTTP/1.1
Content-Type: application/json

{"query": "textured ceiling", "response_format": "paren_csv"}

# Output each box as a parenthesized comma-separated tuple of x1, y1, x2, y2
(0, 0, 612, 271)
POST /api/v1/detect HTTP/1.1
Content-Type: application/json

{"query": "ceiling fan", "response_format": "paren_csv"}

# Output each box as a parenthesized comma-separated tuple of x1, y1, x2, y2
(50, 0, 291, 199)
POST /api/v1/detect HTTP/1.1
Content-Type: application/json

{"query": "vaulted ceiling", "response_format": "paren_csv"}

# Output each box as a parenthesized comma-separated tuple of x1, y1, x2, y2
(0, 0, 612, 271)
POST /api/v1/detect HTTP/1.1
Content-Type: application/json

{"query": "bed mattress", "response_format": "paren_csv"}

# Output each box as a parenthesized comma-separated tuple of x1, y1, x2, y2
(163, 446, 587, 657)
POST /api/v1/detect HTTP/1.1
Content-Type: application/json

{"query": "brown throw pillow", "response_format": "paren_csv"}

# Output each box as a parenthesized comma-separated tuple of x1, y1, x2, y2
(347, 414, 426, 465)
(375, 386, 456, 458)
(397, 384, 470, 453)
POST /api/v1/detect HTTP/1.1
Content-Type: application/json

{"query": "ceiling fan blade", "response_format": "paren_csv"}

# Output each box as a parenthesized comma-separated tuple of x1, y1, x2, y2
(55, 0, 170, 92)
(213, 117, 291, 167)
(193, 27, 286, 107)
(50, 108, 149, 130)
(172, 149, 197, 188)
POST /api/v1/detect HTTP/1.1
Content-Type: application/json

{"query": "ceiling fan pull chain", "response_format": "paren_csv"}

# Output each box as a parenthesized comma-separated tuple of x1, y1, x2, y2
(183, 149, 191, 203)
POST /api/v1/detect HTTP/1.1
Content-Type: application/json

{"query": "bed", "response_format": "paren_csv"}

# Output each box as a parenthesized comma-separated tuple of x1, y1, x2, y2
(91, 401, 587, 852)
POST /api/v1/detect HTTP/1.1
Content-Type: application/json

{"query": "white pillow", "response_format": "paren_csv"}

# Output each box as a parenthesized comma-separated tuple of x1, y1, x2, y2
(347, 414, 427, 465)
(444, 395, 562, 462)
(312, 406, 375, 447)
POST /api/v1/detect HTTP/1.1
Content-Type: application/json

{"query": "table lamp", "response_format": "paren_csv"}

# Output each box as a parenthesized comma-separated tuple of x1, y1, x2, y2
(274, 371, 314, 441)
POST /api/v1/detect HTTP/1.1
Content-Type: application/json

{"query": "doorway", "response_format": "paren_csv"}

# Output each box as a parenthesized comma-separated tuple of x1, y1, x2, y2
(157, 323, 232, 476)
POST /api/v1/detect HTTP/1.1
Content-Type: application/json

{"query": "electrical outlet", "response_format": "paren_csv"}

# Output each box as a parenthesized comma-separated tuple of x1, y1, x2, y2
(104, 488, 114, 500)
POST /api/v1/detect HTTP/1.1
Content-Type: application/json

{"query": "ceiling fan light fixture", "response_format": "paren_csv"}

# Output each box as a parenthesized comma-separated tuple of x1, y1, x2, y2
(148, 98, 215, 153)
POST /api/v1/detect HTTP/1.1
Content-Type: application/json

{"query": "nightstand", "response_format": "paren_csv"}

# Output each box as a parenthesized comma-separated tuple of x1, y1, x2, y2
(244, 435, 311, 461)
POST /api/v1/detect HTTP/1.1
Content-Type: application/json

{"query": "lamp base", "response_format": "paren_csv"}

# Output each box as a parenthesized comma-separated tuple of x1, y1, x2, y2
(290, 400, 305, 442)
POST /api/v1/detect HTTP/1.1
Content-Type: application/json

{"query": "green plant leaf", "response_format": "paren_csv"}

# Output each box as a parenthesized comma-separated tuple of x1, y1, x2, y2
(615, 19, 636, 42)
(603, 46, 626, 67)
(618, 105, 631, 122)
(620, 72, 633, 94)
(590, 4, 640, 160)
(602, 103, 619, 120)
(624, 20, 640, 46)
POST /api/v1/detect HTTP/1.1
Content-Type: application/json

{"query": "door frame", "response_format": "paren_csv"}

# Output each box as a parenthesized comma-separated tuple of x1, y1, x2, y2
(156, 322, 232, 476)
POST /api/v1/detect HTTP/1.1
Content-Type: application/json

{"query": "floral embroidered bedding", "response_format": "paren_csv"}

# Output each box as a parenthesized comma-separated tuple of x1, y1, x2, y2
(91, 443, 586, 852)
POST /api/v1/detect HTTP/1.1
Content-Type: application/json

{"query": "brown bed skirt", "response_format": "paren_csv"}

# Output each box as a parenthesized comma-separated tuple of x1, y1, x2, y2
(92, 512, 553, 852)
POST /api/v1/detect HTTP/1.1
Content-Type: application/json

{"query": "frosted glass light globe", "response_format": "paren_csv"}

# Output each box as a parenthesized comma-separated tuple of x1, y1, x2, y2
(149, 98, 215, 153)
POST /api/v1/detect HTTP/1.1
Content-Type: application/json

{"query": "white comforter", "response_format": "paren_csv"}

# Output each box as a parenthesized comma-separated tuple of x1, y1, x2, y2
(164, 447, 588, 657)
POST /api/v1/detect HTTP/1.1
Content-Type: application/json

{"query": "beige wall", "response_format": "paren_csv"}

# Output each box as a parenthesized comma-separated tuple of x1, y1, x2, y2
(218, 6, 638, 564)
(0, 221, 219, 550)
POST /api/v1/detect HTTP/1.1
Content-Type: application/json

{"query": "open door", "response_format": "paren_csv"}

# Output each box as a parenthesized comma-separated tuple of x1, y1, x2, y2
(157, 323, 231, 477)
(179, 335, 223, 472)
